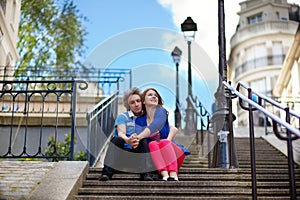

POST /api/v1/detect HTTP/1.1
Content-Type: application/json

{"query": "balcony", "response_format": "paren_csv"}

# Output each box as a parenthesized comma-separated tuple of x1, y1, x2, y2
(231, 20, 298, 48)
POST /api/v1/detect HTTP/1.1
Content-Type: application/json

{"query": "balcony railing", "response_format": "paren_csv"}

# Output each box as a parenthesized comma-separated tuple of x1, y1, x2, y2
(235, 54, 285, 78)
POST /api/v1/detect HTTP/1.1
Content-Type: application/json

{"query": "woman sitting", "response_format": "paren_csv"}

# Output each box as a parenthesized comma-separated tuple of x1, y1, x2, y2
(135, 87, 190, 181)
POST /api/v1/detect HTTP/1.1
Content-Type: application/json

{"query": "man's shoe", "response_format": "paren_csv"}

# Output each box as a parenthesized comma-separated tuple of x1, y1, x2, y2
(99, 174, 110, 181)
(141, 173, 153, 181)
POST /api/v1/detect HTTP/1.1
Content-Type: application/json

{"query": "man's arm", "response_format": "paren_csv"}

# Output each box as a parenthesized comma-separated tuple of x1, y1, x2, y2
(117, 124, 129, 141)
(117, 124, 138, 147)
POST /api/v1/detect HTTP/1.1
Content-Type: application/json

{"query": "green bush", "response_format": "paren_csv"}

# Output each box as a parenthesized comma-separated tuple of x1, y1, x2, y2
(44, 132, 87, 162)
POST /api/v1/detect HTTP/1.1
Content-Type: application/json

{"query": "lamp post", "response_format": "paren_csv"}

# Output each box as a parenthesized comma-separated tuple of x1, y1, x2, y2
(171, 46, 182, 128)
(181, 16, 197, 135)
(211, 0, 238, 169)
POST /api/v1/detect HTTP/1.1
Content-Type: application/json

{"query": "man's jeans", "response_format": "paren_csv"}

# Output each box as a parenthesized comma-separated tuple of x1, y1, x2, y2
(102, 137, 154, 178)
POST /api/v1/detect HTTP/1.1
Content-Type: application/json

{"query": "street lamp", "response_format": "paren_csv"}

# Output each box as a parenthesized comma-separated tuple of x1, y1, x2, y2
(211, 0, 238, 169)
(171, 46, 182, 128)
(181, 16, 197, 135)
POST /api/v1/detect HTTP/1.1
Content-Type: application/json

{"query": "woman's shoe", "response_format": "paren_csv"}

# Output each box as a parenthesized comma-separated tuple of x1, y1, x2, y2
(167, 177, 178, 181)
(154, 178, 167, 181)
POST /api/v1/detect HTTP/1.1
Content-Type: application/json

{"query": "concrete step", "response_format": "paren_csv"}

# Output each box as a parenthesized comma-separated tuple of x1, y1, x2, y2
(74, 196, 294, 200)
(74, 137, 300, 199)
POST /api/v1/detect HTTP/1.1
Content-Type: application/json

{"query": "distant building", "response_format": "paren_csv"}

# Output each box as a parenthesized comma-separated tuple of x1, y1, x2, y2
(0, 0, 21, 78)
(273, 25, 300, 127)
(228, 0, 300, 126)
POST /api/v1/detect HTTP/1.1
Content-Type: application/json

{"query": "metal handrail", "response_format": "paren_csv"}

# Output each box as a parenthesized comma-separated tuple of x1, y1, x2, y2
(86, 90, 119, 166)
(224, 81, 299, 200)
(237, 81, 300, 121)
(234, 82, 300, 137)
(188, 95, 214, 166)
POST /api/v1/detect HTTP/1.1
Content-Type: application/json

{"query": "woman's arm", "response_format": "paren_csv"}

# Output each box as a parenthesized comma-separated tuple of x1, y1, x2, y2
(167, 125, 178, 140)
(137, 107, 168, 140)
(148, 107, 167, 133)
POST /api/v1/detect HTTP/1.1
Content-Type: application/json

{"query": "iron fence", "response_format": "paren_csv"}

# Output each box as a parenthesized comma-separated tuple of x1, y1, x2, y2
(0, 79, 87, 160)
(0, 66, 132, 96)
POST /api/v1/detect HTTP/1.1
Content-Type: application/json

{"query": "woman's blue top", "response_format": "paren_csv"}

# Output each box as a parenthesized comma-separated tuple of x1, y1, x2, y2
(135, 107, 169, 139)
(135, 107, 190, 155)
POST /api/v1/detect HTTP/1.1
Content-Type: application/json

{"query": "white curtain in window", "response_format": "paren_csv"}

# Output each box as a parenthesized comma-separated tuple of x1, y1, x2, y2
(254, 43, 267, 68)
(272, 42, 283, 65)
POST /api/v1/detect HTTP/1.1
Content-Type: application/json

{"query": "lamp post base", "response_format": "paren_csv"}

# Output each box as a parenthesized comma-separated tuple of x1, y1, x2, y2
(184, 106, 196, 135)
(174, 107, 181, 129)
(211, 88, 238, 169)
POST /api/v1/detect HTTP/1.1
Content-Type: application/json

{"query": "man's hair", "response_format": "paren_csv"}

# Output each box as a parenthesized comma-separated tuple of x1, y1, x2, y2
(123, 87, 141, 110)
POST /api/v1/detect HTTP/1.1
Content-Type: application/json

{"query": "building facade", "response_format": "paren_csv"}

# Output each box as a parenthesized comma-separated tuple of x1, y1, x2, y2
(228, 0, 300, 126)
(0, 0, 21, 78)
(273, 25, 300, 126)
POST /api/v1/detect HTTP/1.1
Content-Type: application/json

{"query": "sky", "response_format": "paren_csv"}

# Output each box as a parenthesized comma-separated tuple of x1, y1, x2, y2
(72, 0, 300, 125)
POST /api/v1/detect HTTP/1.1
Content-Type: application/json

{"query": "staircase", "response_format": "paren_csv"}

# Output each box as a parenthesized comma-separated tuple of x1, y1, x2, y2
(74, 136, 300, 200)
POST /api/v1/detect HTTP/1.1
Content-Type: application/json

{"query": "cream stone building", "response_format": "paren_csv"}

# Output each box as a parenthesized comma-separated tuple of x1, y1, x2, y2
(273, 25, 300, 126)
(228, 0, 300, 126)
(0, 0, 21, 78)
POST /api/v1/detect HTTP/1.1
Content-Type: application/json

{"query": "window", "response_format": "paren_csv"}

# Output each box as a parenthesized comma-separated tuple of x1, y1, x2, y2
(11, 0, 17, 22)
(255, 44, 267, 68)
(276, 12, 280, 20)
(0, 0, 6, 15)
(245, 43, 267, 70)
(247, 13, 263, 25)
(250, 79, 266, 94)
(0, 26, 3, 43)
(272, 42, 283, 65)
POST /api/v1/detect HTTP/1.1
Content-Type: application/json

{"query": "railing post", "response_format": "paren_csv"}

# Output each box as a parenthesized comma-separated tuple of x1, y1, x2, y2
(226, 85, 238, 169)
(285, 107, 297, 200)
(247, 88, 258, 200)
(69, 80, 77, 161)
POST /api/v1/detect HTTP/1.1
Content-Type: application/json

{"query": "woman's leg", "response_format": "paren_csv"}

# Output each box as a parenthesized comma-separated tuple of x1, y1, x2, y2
(172, 143, 185, 169)
(158, 139, 178, 173)
(148, 141, 167, 174)
(170, 145, 185, 180)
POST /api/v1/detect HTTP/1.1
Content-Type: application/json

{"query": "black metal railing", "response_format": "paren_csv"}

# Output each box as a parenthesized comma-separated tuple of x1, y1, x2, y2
(0, 79, 88, 160)
(224, 81, 300, 200)
(0, 66, 132, 96)
(189, 95, 215, 167)
(86, 90, 119, 166)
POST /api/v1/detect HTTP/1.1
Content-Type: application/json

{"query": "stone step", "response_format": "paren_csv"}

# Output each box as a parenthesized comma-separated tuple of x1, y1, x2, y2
(74, 137, 300, 199)
(88, 167, 300, 174)
(74, 195, 293, 200)
(81, 180, 299, 188)
(75, 187, 297, 198)
(86, 166, 300, 181)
